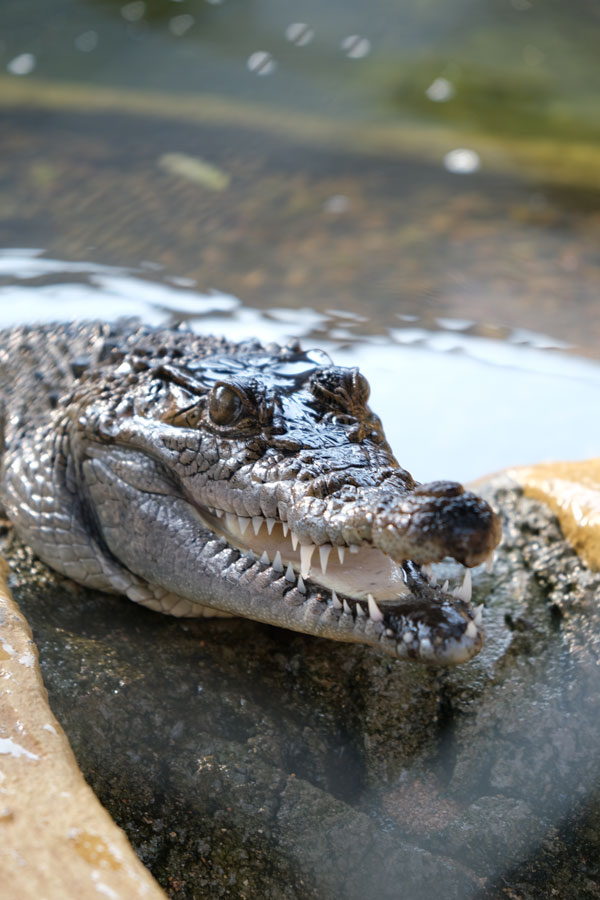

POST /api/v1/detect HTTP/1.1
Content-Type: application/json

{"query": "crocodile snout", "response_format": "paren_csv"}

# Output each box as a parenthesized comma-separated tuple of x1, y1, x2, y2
(372, 480, 501, 567)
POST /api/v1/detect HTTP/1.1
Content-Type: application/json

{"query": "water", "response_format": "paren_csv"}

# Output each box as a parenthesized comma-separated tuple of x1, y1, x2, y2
(3, 0, 600, 148)
(1, 248, 598, 484)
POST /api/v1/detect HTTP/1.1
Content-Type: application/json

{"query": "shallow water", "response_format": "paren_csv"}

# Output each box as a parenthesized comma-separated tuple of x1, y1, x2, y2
(1, 248, 598, 484)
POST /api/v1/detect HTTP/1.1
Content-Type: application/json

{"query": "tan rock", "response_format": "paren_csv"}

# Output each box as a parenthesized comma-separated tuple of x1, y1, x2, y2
(508, 457, 600, 571)
(0, 560, 167, 900)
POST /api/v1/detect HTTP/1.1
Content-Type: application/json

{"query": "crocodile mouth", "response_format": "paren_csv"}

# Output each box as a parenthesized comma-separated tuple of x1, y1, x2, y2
(197, 505, 489, 663)
(201, 506, 411, 602)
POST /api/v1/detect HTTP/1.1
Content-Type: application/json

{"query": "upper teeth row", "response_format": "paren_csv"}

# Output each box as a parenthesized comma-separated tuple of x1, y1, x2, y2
(207, 508, 359, 576)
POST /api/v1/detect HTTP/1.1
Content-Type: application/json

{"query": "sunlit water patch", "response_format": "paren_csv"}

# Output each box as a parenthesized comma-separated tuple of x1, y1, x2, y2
(1, 248, 598, 483)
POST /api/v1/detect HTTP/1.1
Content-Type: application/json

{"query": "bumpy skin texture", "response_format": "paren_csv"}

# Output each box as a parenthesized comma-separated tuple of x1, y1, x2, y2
(0, 321, 501, 664)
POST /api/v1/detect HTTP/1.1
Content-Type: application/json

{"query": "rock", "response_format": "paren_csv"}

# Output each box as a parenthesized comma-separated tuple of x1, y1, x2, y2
(2, 469, 600, 899)
(509, 456, 600, 571)
(0, 560, 167, 900)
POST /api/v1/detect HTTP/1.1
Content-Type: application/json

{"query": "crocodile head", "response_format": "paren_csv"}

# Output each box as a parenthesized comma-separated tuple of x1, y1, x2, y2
(55, 332, 501, 664)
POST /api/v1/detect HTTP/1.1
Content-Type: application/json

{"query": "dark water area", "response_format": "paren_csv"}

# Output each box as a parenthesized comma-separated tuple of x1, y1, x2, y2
(2, 1, 600, 898)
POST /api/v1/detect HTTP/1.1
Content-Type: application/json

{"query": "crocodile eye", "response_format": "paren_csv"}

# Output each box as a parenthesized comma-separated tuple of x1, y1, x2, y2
(209, 384, 244, 425)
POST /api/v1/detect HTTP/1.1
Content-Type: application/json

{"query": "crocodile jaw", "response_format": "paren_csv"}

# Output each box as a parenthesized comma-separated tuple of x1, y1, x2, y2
(191, 504, 490, 665)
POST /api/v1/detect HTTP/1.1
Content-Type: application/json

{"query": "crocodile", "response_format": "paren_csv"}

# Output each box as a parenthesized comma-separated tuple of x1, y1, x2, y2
(0, 320, 501, 665)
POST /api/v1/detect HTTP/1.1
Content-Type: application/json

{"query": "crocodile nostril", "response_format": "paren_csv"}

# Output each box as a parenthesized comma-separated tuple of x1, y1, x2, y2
(413, 480, 465, 498)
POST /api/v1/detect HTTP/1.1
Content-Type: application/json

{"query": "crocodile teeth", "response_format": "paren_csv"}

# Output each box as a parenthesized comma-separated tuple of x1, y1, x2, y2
(290, 530, 299, 551)
(442, 580, 450, 593)
(300, 544, 315, 579)
(281, 522, 289, 537)
(238, 516, 250, 536)
(452, 569, 472, 603)
(252, 516, 263, 536)
(342, 598, 352, 615)
(474, 604, 484, 626)
(266, 518, 276, 535)
(215, 509, 224, 518)
(297, 575, 306, 594)
(337, 546, 345, 565)
(331, 590, 342, 609)
(226, 513, 238, 533)
(356, 603, 365, 617)
(367, 593, 384, 622)
(260, 550, 270, 566)
(465, 620, 478, 639)
(319, 544, 332, 574)
(273, 550, 284, 572)
(285, 563, 295, 583)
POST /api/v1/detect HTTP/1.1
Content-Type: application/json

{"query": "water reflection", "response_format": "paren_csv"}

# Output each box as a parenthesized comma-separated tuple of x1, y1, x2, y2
(1, 248, 598, 483)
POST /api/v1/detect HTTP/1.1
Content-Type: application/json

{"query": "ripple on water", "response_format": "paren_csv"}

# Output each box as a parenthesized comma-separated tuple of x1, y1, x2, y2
(0, 248, 598, 483)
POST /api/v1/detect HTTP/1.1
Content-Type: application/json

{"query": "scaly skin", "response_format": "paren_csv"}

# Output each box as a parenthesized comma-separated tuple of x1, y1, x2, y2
(0, 321, 501, 664)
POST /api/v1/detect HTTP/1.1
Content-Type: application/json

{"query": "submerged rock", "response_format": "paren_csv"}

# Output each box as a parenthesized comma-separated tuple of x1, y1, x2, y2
(2, 470, 600, 899)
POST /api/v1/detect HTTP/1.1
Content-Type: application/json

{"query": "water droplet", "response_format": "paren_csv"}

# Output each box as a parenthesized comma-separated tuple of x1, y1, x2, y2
(443, 148, 480, 174)
(247, 51, 277, 76)
(7, 53, 36, 76)
(323, 194, 350, 214)
(340, 35, 371, 59)
(169, 14, 195, 36)
(120, 1, 145, 22)
(285, 23, 314, 47)
(425, 77, 455, 102)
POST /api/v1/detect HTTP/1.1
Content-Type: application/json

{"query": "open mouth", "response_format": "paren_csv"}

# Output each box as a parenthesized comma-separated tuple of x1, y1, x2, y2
(198, 505, 492, 663)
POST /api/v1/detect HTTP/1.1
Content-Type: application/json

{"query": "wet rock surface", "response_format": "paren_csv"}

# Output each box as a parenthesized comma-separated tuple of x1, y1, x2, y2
(3, 476, 600, 900)
(0, 560, 167, 900)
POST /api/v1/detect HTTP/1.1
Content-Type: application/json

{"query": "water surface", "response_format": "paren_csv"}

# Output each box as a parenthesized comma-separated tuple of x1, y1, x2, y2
(1, 248, 598, 483)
